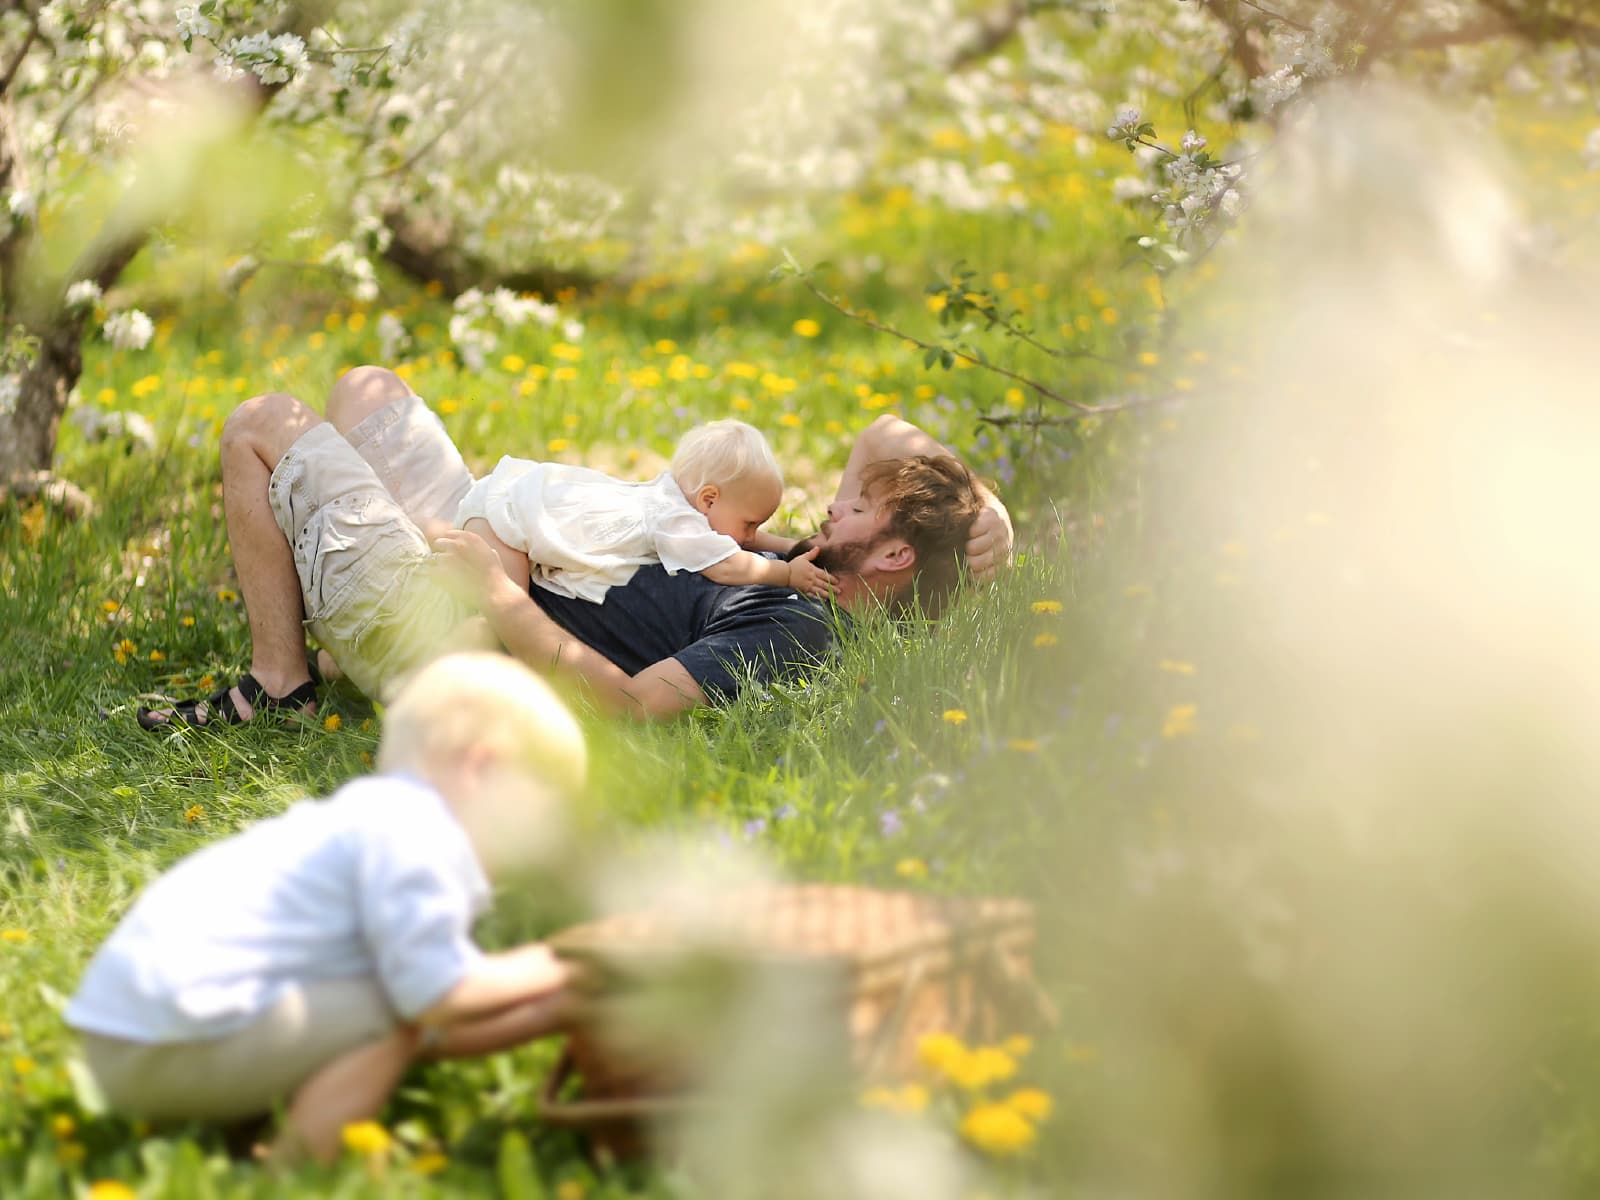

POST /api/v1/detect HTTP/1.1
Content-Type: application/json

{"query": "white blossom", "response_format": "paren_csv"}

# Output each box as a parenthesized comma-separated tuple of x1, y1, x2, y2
(175, 4, 218, 44)
(376, 311, 410, 360)
(65, 280, 102, 309)
(7, 189, 35, 221)
(102, 309, 154, 351)
(1585, 129, 1600, 172)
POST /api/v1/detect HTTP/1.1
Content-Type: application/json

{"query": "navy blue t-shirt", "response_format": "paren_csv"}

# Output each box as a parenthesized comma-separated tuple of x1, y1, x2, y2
(528, 564, 836, 703)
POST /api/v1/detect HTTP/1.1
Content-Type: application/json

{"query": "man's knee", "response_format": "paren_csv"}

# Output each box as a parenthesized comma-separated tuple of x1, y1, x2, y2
(326, 366, 409, 436)
(222, 392, 318, 462)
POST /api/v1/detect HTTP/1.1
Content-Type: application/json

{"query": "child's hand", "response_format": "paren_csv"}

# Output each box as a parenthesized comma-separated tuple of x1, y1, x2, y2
(787, 547, 837, 600)
(432, 528, 507, 603)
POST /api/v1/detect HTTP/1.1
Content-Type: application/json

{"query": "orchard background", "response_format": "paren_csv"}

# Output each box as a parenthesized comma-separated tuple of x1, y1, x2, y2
(5, 1, 1600, 1196)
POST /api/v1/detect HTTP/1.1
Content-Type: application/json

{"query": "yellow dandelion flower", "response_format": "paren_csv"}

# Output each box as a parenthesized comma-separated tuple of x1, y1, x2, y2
(1162, 704, 1198, 739)
(359, 751, 373, 767)
(148, 650, 165, 663)
(555, 1182, 587, 1200)
(1032, 633, 1058, 649)
(1158, 659, 1195, 676)
(959, 1102, 1036, 1155)
(653, 339, 677, 354)
(896, 1083, 931, 1114)
(97, 388, 118, 405)
(501, 354, 526, 373)
(52, 1113, 76, 1138)
(322, 713, 342, 733)
(197, 673, 215, 691)
(730, 396, 752, 411)
(550, 342, 583, 361)
(895, 857, 928, 880)
(1006, 1087, 1054, 1122)
(101, 600, 120, 614)
(552, 366, 579, 382)
(941, 709, 968, 725)
(917, 1032, 966, 1072)
(945, 1045, 1019, 1091)
(860, 1085, 898, 1111)
(180, 615, 195, 627)
(12, 1055, 35, 1074)
(1030, 600, 1063, 615)
(341, 1120, 392, 1157)
(184, 805, 204, 824)
(410, 1152, 449, 1176)
(1, 929, 28, 943)
(1099, 307, 1119, 324)
(792, 318, 821, 337)
(778, 413, 802, 428)
(547, 438, 571, 454)
(437, 398, 459, 414)
(88, 1183, 138, 1200)
(217, 588, 238, 604)
(347, 312, 367, 334)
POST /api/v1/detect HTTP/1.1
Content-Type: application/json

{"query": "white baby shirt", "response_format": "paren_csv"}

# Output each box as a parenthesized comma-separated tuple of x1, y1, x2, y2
(455, 458, 740, 603)
(66, 775, 490, 1043)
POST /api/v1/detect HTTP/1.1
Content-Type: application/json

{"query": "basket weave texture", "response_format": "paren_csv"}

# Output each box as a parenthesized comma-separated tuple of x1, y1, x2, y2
(539, 884, 1042, 1155)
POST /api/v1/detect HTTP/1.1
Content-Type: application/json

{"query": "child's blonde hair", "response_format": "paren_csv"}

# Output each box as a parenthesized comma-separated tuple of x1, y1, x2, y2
(670, 420, 782, 495)
(377, 652, 587, 799)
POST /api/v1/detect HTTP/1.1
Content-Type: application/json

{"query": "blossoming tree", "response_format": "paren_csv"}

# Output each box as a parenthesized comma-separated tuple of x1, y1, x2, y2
(1, 0, 1596, 498)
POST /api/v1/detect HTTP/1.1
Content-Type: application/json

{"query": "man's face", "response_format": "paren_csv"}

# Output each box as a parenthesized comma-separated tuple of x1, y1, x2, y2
(790, 495, 898, 589)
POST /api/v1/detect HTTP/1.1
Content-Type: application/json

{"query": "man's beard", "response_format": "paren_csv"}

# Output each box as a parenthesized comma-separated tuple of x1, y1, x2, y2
(787, 531, 872, 576)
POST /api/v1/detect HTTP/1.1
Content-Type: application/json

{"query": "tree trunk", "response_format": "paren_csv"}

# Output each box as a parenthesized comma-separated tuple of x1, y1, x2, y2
(0, 316, 82, 481)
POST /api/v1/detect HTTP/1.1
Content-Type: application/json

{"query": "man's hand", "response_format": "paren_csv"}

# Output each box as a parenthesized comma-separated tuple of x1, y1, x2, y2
(965, 500, 1015, 583)
(786, 546, 838, 599)
(432, 528, 512, 605)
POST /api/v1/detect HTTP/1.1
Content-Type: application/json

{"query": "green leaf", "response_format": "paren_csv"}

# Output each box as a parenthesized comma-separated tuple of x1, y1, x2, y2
(922, 348, 939, 369)
(497, 1130, 546, 1200)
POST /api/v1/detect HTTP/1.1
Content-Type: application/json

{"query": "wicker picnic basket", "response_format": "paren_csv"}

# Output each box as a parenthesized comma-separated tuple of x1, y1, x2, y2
(536, 883, 1049, 1158)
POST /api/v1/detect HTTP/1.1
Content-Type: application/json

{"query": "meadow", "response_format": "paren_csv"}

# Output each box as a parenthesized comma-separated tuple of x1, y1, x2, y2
(5, 66, 1600, 1197)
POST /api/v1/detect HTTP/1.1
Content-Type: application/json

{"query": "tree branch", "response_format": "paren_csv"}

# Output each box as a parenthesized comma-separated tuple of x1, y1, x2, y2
(794, 272, 1137, 417)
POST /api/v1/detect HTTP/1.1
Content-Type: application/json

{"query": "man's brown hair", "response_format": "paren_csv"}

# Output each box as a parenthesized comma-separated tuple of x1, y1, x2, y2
(860, 454, 985, 616)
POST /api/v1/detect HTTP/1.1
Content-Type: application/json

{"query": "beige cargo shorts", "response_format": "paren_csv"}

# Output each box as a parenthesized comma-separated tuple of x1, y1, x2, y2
(81, 975, 397, 1122)
(267, 393, 476, 700)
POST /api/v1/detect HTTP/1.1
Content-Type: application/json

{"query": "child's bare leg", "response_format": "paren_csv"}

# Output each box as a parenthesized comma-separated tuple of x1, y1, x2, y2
(271, 1027, 418, 1165)
(429, 992, 577, 1060)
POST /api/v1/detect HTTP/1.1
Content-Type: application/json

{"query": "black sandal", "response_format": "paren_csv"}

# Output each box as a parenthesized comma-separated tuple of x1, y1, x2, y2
(137, 673, 318, 731)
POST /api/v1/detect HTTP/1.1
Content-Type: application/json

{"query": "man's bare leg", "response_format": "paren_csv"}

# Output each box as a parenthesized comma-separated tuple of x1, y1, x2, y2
(308, 365, 429, 686)
(142, 393, 321, 725)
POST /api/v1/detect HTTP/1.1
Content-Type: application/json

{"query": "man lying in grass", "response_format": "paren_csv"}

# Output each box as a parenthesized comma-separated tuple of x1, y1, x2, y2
(137, 365, 1012, 725)
(73, 653, 585, 1164)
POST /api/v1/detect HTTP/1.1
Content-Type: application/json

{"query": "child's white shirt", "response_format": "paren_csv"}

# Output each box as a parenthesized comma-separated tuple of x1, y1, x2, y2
(455, 458, 740, 603)
(66, 775, 490, 1044)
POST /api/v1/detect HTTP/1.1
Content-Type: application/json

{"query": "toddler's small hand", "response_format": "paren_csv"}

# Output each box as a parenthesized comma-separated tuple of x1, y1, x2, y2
(788, 546, 837, 599)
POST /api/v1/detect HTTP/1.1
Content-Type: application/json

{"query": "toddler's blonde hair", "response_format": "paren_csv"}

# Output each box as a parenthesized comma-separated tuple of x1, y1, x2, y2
(377, 652, 587, 799)
(670, 420, 782, 495)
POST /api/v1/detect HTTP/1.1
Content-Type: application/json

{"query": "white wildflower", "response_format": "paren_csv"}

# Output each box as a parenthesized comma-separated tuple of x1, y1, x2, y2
(376, 311, 409, 359)
(7, 189, 35, 221)
(103, 309, 155, 351)
(1112, 175, 1151, 203)
(65, 280, 102, 309)
(1180, 130, 1208, 155)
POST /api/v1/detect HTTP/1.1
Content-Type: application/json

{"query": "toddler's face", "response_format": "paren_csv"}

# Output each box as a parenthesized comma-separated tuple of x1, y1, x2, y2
(702, 474, 782, 547)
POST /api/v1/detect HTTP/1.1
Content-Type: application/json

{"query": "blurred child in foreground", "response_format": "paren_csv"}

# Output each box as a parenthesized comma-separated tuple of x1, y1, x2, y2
(67, 652, 586, 1162)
